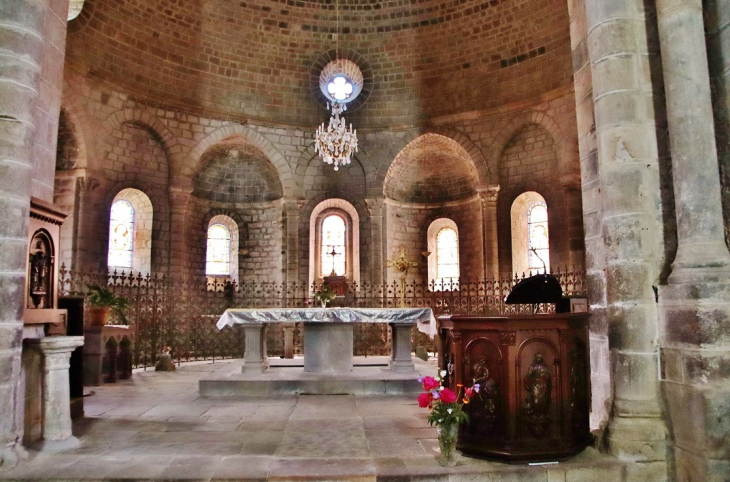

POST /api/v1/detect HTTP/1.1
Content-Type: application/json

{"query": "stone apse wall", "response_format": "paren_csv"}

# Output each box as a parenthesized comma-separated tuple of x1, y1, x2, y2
(16, 0, 727, 480)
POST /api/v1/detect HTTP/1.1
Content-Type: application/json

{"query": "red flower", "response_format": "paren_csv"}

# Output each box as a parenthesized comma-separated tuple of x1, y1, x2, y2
(440, 388, 457, 404)
(418, 392, 433, 408)
(464, 387, 475, 399)
(422, 376, 440, 391)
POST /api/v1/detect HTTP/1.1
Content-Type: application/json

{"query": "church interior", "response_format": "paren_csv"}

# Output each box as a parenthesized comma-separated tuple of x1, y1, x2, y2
(1, 0, 730, 480)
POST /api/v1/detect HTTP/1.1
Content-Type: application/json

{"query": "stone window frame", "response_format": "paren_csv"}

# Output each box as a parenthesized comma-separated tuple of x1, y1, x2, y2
(108, 188, 153, 274)
(511, 191, 550, 276)
(206, 214, 239, 285)
(308, 198, 360, 291)
(427, 218, 460, 290)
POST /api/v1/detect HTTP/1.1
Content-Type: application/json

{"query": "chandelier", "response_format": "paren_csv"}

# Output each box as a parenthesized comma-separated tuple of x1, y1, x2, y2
(315, 101, 358, 171)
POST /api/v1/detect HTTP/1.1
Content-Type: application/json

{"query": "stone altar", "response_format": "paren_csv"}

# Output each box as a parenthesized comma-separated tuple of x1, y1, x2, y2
(217, 307, 436, 373)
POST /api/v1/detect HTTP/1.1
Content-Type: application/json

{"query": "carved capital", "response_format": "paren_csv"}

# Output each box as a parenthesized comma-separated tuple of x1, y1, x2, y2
(477, 185, 500, 204)
(364, 197, 385, 216)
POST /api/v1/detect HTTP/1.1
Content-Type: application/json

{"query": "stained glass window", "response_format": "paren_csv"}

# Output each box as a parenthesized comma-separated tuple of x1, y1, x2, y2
(206, 224, 231, 275)
(108, 200, 134, 268)
(436, 228, 459, 287)
(528, 202, 550, 272)
(321, 215, 346, 276)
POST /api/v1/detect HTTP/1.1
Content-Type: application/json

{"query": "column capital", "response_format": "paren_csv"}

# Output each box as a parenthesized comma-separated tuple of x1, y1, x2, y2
(364, 197, 386, 216)
(477, 185, 500, 204)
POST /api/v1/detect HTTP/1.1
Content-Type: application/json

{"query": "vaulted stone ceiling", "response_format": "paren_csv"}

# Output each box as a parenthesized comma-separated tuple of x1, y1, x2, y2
(65, 0, 572, 128)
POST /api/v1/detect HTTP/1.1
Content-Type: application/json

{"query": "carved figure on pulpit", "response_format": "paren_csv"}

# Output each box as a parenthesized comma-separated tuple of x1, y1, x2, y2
(523, 353, 552, 437)
(28, 234, 53, 309)
(466, 359, 500, 435)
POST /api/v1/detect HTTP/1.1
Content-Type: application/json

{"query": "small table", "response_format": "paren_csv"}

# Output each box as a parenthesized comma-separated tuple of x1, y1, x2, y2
(217, 307, 436, 373)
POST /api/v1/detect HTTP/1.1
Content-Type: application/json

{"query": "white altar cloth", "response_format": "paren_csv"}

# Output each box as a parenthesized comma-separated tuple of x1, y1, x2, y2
(216, 307, 437, 337)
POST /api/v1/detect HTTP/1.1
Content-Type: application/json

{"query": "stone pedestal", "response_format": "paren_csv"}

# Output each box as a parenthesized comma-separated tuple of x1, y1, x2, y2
(390, 323, 415, 373)
(27, 336, 84, 452)
(242, 324, 268, 373)
(303, 323, 353, 372)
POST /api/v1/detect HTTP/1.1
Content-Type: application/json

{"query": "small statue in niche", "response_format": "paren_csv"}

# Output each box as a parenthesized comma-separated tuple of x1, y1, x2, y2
(28, 237, 52, 309)
(468, 359, 500, 434)
(523, 353, 553, 438)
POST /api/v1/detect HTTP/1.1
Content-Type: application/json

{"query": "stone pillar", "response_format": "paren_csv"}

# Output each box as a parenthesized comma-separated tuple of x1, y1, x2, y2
(655, 1, 730, 479)
(478, 186, 500, 278)
(560, 174, 585, 270)
(365, 197, 386, 287)
(303, 323, 353, 372)
(0, 0, 53, 469)
(168, 187, 193, 279)
(390, 323, 415, 373)
(27, 336, 84, 452)
(283, 326, 295, 359)
(241, 324, 268, 373)
(283, 199, 303, 285)
(583, 0, 668, 478)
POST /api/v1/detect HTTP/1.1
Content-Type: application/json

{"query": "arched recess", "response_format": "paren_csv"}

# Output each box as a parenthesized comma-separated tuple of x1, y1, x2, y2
(108, 188, 153, 274)
(308, 198, 360, 291)
(378, 128, 490, 188)
(299, 151, 367, 199)
(99, 108, 181, 180)
(205, 214, 240, 284)
(427, 218, 460, 288)
(55, 106, 88, 171)
(490, 112, 568, 182)
(186, 124, 300, 198)
(511, 191, 550, 275)
(384, 133, 480, 204)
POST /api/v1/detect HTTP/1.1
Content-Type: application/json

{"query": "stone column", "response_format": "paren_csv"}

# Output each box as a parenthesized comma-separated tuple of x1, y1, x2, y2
(241, 324, 268, 373)
(168, 187, 193, 279)
(390, 323, 415, 373)
(27, 336, 84, 452)
(365, 197, 386, 287)
(655, 1, 730, 479)
(0, 0, 52, 469)
(583, 0, 668, 478)
(282, 199, 303, 285)
(477, 186, 500, 278)
(560, 174, 586, 270)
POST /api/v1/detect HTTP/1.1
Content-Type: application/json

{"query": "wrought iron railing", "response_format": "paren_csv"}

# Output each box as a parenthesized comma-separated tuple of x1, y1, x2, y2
(58, 265, 584, 369)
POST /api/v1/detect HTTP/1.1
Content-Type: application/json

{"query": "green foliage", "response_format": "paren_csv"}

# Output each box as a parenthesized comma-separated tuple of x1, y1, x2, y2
(86, 285, 130, 324)
(314, 284, 336, 303)
(427, 401, 469, 428)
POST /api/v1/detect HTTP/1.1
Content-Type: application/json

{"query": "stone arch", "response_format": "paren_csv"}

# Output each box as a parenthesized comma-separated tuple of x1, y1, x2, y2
(377, 127, 490, 187)
(187, 124, 299, 198)
(298, 149, 368, 199)
(383, 133, 480, 204)
(56, 105, 89, 171)
(490, 111, 568, 181)
(99, 108, 182, 182)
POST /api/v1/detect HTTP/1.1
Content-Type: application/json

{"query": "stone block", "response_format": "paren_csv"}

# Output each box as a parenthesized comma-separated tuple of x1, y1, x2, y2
(611, 352, 660, 414)
(608, 417, 667, 462)
(607, 303, 658, 351)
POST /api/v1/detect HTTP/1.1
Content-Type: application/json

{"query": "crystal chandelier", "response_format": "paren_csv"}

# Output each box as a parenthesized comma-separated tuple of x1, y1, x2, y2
(315, 101, 358, 171)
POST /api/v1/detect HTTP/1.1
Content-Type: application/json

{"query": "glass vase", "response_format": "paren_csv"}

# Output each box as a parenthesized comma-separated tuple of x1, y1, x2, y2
(436, 423, 460, 466)
(320, 299, 327, 308)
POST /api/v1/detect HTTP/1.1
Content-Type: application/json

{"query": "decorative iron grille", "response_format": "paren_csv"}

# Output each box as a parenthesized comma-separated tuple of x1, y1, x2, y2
(58, 265, 585, 369)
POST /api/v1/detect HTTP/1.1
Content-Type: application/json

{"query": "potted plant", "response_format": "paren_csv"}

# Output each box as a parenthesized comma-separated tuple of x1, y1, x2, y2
(86, 285, 130, 327)
(313, 284, 336, 308)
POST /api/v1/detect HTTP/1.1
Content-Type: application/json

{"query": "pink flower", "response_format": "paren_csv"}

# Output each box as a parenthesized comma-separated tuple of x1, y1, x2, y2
(418, 392, 433, 408)
(440, 388, 457, 404)
(422, 376, 440, 391)
(464, 387, 475, 399)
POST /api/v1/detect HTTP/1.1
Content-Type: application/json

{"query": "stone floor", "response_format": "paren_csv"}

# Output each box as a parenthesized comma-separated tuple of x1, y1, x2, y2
(0, 359, 626, 481)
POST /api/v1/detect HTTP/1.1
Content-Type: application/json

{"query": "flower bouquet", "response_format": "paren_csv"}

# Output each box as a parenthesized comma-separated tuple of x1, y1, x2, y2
(313, 284, 336, 308)
(417, 370, 480, 466)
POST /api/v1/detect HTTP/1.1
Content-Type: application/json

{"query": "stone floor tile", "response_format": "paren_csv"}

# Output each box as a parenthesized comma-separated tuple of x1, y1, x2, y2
(269, 458, 377, 480)
(213, 455, 272, 479)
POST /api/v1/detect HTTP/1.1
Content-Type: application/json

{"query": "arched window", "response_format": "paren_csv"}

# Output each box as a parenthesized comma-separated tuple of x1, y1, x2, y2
(528, 202, 550, 272)
(206, 224, 231, 276)
(436, 228, 459, 283)
(321, 215, 346, 276)
(108, 200, 134, 268)
(427, 218, 459, 290)
(511, 192, 550, 275)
